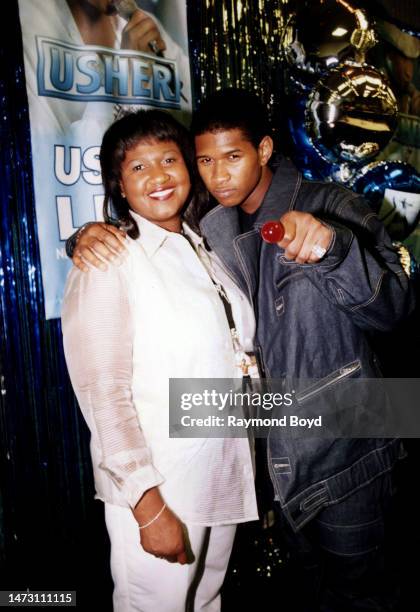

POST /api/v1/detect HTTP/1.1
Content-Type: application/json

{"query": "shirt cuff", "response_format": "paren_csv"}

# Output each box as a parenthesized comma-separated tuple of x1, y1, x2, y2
(119, 464, 166, 509)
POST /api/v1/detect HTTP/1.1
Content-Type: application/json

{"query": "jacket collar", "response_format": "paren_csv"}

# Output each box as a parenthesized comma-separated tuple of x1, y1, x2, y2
(199, 204, 248, 294)
(253, 157, 302, 226)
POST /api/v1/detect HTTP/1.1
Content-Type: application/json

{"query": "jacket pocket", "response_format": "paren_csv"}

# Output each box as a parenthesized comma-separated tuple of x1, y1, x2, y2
(275, 270, 305, 291)
(296, 360, 361, 404)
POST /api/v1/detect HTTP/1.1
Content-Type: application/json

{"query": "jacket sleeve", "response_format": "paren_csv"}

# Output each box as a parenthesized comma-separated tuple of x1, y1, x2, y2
(61, 260, 164, 508)
(284, 188, 415, 332)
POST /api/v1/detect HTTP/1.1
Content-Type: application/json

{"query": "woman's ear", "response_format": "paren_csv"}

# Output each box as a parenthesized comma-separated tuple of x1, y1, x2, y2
(119, 181, 126, 198)
(258, 136, 274, 166)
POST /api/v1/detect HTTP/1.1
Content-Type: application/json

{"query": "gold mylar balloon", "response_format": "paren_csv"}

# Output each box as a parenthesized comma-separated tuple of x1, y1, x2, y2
(282, 0, 377, 78)
(306, 62, 398, 164)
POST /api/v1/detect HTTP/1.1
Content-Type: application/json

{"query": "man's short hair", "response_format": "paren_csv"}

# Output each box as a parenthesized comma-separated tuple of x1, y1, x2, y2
(191, 88, 272, 148)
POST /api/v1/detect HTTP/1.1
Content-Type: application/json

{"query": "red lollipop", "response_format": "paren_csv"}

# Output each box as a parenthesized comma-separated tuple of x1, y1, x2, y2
(260, 221, 285, 244)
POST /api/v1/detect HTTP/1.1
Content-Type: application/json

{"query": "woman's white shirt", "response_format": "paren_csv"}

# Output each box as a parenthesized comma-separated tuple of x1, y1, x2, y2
(61, 213, 258, 526)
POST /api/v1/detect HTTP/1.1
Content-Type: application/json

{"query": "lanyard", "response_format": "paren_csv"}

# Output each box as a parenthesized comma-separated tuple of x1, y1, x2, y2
(183, 232, 259, 379)
(211, 279, 259, 379)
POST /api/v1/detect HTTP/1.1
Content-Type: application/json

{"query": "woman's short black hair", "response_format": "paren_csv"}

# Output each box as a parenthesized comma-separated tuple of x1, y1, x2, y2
(100, 109, 196, 238)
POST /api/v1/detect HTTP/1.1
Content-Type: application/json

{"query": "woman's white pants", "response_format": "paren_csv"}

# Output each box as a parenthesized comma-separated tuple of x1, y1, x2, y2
(104, 503, 237, 612)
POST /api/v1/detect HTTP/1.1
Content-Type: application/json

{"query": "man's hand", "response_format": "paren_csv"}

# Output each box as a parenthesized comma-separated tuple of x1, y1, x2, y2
(73, 222, 127, 272)
(277, 211, 333, 264)
(133, 488, 187, 564)
(121, 10, 166, 55)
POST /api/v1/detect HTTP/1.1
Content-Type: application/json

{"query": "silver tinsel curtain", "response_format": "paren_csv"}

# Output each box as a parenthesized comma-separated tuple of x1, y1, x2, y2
(0, 1, 287, 606)
(188, 0, 285, 97)
(188, 0, 287, 144)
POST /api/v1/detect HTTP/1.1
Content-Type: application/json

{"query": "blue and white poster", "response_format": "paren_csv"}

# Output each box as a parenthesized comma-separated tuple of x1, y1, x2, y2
(18, 0, 192, 319)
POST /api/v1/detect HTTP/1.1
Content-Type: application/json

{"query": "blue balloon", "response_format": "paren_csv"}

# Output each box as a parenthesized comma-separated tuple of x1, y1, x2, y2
(285, 92, 339, 181)
(350, 160, 420, 240)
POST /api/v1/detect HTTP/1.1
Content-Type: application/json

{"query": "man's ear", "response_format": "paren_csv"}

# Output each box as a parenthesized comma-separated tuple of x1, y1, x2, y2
(258, 136, 274, 166)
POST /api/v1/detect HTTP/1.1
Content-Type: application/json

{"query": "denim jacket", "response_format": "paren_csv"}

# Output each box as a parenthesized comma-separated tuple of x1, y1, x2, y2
(200, 157, 414, 533)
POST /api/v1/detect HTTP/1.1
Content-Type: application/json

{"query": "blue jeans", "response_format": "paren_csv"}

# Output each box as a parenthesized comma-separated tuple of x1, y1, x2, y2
(275, 472, 400, 611)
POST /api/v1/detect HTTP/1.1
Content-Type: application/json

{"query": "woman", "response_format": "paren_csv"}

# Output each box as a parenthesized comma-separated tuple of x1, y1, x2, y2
(61, 109, 258, 611)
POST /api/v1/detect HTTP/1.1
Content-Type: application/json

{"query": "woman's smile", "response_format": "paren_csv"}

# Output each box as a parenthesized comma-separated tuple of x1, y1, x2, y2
(119, 138, 191, 231)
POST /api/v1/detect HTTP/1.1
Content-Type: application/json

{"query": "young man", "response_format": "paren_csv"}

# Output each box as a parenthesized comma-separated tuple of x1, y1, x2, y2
(67, 89, 413, 610)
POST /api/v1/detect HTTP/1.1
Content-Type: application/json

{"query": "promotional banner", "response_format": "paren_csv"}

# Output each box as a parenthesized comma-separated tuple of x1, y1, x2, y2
(18, 0, 192, 319)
